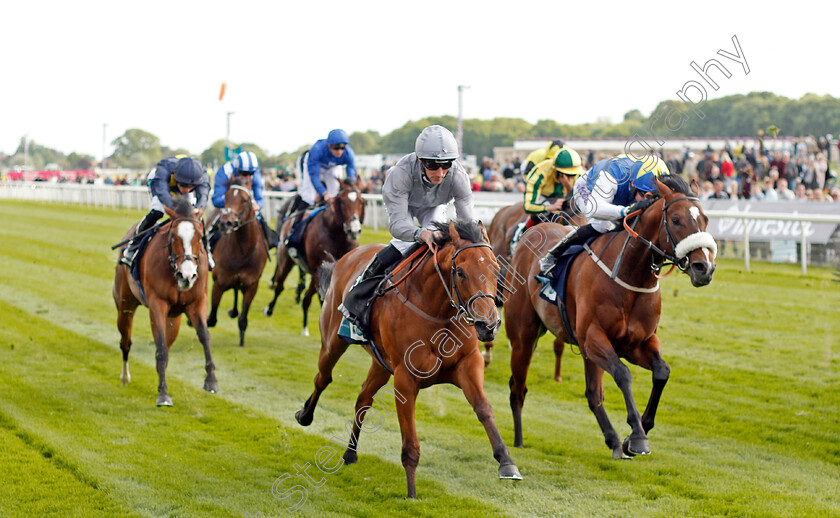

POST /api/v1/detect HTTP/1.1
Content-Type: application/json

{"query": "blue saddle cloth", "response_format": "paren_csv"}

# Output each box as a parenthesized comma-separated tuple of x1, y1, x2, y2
(536, 235, 599, 345)
(129, 231, 156, 305)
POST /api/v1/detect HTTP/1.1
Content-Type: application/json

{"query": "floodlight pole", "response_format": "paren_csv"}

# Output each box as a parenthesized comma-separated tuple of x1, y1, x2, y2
(457, 85, 470, 157)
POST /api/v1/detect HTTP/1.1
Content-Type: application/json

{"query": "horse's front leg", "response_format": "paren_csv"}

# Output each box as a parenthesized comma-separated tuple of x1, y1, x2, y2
(628, 334, 670, 434)
(186, 298, 218, 394)
(237, 281, 259, 347)
(393, 369, 421, 498)
(300, 275, 318, 337)
(584, 327, 648, 457)
(341, 362, 392, 465)
(455, 352, 522, 480)
(207, 279, 223, 327)
(583, 358, 624, 458)
(148, 297, 173, 406)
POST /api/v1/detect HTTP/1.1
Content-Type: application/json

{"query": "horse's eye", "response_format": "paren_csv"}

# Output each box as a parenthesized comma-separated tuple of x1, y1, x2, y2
(456, 268, 466, 280)
(671, 216, 680, 225)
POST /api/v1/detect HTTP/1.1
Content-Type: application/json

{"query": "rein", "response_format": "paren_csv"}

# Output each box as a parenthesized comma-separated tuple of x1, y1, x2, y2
(221, 185, 258, 232)
(586, 194, 705, 292)
(384, 241, 497, 325)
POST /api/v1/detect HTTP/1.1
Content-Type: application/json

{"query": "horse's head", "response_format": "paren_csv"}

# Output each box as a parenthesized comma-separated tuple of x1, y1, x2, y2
(651, 176, 717, 287)
(167, 198, 204, 290)
(435, 220, 501, 342)
(219, 178, 254, 234)
(332, 180, 364, 240)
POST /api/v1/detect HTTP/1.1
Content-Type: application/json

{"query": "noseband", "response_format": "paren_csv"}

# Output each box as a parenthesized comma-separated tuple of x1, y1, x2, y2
(624, 195, 712, 273)
(334, 189, 362, 236)
(432, 242, 497, 324)
(165, 217, 203, 272)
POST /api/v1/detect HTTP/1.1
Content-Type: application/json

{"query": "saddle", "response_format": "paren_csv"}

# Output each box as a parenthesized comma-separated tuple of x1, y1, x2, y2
(285, 207, 325, 258)
(128, 230, 157, 305)
(536, 235, 600, 346)
(338, 246, 425, 346)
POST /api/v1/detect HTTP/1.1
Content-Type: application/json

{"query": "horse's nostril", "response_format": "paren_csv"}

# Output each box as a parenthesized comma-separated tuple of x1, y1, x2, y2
(691, 262, 708, 274)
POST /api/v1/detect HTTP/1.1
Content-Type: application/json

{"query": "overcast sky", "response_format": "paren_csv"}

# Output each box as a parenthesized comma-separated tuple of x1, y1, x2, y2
(2, 0, 836, 160)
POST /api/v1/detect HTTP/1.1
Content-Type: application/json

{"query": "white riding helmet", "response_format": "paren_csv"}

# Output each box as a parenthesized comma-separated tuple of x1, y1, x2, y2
(415, 125, 459, 160)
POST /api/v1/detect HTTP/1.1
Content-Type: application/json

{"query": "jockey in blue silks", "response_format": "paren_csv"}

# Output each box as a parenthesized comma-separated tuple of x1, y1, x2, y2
(539, 154, 670, 274)
(285, 129, 358, 250)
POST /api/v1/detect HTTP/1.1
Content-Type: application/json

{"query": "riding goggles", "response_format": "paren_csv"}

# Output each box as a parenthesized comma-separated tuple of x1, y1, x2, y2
(420, 158, 454, 171)
(330, 144, 347, 150)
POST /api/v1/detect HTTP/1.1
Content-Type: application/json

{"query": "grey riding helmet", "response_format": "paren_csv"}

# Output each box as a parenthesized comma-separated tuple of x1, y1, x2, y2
(415, 125, 459, 160)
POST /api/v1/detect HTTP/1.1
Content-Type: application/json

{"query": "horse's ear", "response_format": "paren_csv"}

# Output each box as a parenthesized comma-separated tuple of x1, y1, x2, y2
(479, 221, 490, 243)
(689, 178, 701, 196)
(449, 221, 461, 245)
(656, 178, 674, 198)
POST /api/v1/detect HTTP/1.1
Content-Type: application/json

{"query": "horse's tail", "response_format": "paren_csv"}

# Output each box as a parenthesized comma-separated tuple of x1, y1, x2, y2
(317, 253, 337, 300)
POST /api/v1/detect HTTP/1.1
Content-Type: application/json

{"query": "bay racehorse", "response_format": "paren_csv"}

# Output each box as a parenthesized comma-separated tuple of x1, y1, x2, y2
(505, 175, 716, 458)
(112, 197, 217, 406)
(484, 197, 585, 379)
(207, 177, 269, 347)
(264, 180, 364, 336)
(295, 220, 522, 498)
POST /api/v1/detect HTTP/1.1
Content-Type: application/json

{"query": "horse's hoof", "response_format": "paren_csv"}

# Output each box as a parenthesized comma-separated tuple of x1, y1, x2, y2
(204, 380, 219, 393)
(481, 349, 492, 366)
(514, 439, 524, 448)
(301, 327, 310, 337)
(553, 376, 562, 383)
(207, 317, 217, 327)
(612, 446, 632, 460)
(120, 376, 130, 386)
(295, 409, 313, 426)
(499, 464, 522, 480)
(263, 307, 273, 317)
(156, 395, 173, 407)
(622, 436, 650, 457)
(343, 449, 358, 465)
(228, 308, 239, 318)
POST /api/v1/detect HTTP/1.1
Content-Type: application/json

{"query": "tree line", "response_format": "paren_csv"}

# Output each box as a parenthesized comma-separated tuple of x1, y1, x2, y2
(3, 92, 838, 172)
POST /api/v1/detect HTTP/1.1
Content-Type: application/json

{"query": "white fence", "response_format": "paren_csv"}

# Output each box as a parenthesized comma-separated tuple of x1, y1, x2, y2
(3, 181, 839, 274)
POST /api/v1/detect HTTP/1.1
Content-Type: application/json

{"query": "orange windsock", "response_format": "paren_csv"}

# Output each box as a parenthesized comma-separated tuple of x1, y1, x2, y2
(219, 83, 226, 101)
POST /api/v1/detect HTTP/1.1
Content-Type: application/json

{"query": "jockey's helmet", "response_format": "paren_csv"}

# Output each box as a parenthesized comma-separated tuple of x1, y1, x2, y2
(234, 151, 259, 173)
(554, 148, 584, 176)
(631, 155, 669, 193)
(327, 129, 350, 146)
(173, 157, 205, 186)
(415, 125, 459, 160)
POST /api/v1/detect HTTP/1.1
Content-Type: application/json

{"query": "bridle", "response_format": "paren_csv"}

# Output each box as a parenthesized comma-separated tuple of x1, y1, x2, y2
(164, 217, 204, 272)
(432, 242, 498, 324)
(219, 185, 257, 233)
(623, 195, 704, 274)
(332, 187, 362, 237)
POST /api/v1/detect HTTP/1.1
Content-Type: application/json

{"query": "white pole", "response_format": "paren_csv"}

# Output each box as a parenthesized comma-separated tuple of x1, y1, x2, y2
(102, 123, 108, 169)
(457, 85, 470, 157)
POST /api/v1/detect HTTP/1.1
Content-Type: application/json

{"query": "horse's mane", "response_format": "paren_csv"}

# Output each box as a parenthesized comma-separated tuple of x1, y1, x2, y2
(430, 220, 486, 246)
(658, 174, 693, 196)
(171, 197, 193, 218)
(227, 176, 249, 188)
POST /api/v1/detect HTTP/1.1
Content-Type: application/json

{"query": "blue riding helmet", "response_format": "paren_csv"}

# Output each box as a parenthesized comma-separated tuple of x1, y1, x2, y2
(631, 155, 669, 193)
(327, 129, 350, 146)
(173, 157, 205, 185)
(233, 151, 259, 173)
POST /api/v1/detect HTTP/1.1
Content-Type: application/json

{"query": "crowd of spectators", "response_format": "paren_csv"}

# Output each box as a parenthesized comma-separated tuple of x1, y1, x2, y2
(665, 135, 839, 203)
(6, 136, 839, 203)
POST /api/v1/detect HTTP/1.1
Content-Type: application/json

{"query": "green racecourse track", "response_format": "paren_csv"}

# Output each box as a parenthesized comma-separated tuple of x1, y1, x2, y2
(0, 200, 838, 518)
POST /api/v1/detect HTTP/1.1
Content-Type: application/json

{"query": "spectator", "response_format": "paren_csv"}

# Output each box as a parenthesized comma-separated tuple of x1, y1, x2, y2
(699, 180, 714, 200)
(708, 179, 730, 199)
(761, 177, 779, 201)
(776, 179, 795, 200)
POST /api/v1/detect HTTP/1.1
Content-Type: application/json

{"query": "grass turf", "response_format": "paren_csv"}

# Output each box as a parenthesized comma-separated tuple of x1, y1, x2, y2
(0, 199, 837, 517)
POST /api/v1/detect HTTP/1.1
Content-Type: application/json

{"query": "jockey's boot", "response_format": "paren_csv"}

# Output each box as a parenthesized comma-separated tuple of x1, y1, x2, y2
(120, 211, 159, 267)
(202, 233, 215, 271)
(283, 198, 311, 252)
(339, 244, 403, 324)
(538, 224, 599, 275)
